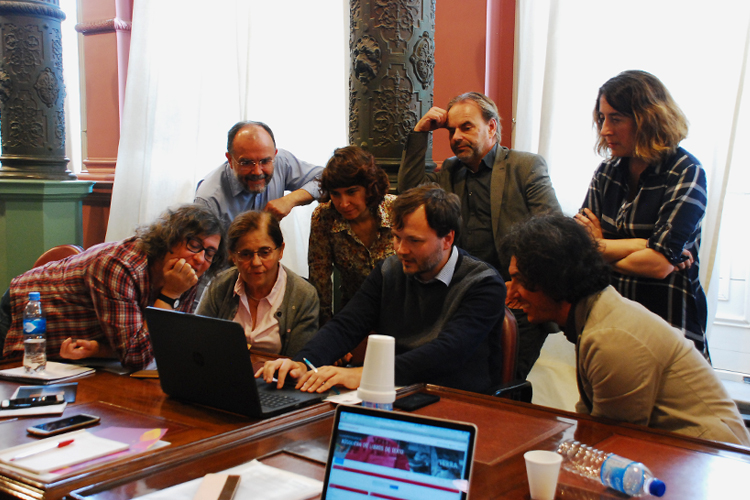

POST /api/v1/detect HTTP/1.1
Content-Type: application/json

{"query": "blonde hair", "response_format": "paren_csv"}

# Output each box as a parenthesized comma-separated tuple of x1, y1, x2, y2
(594, 70, 688, 164)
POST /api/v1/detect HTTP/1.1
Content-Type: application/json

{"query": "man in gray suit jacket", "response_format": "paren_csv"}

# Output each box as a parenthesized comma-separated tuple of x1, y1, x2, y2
(398, 91, 561, 380)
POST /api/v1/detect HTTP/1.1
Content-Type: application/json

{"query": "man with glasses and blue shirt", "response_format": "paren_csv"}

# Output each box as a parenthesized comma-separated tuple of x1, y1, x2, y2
(0, 205, 226, 371)
(195, 121, 323, 227)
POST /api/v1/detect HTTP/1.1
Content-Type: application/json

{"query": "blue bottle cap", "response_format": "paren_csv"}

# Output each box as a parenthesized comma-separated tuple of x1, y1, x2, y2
(29, 292, 40, 301)
(649, 478, 666, 497)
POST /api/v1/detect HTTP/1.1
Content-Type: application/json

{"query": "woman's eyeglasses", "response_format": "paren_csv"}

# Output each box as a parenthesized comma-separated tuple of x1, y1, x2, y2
(234, 247, 278, 262)
(185, 237, 218, 262)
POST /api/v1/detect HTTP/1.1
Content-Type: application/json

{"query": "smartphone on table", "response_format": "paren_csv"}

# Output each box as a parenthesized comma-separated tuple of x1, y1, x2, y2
(27, 414, 100, 437)
(1, 394, 64, 409)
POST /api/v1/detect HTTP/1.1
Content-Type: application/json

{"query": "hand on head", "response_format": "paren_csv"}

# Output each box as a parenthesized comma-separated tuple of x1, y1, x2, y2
(414, 107, 448, 132)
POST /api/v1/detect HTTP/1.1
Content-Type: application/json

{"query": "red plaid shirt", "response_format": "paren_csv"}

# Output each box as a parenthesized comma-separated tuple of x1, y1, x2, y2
(3, 237, 197, 370)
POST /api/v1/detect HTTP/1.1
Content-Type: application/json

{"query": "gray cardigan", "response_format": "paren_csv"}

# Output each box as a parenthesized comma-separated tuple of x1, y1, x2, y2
(196, 265, 319, 357)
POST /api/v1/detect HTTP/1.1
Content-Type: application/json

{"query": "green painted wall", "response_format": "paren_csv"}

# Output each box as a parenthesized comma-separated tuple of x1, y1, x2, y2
(0, 180, 94, 291)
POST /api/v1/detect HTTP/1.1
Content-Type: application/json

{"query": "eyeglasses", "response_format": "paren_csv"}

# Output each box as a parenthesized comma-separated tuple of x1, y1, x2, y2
(234, 247, 278, 262)
(231, 156, 274, 170)
(185, 237, 218, 262)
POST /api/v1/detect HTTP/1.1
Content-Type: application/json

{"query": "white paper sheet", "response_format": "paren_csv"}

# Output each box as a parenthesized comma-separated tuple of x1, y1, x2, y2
(136, 460, 322, 500)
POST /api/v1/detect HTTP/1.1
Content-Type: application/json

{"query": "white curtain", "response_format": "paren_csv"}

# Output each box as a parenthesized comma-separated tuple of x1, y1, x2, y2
(106, 0, 348, 277)
(514, 0, 750, 327)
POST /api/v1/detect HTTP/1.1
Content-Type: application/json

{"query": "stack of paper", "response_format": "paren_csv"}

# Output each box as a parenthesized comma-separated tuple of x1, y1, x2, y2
(0, 362, 94, 385)
(0, 430, 129, 474)
(137, 460, 323, 500)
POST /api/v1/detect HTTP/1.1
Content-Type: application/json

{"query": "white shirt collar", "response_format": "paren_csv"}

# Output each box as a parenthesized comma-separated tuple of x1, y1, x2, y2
(416, 246, 458, 286)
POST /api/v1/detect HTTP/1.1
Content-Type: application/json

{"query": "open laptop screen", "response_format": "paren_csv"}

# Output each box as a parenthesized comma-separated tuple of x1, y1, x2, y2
(322, 404, 476, 499)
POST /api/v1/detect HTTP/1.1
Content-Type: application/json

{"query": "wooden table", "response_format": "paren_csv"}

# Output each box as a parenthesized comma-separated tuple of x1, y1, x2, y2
(65, 384, 750, 500)
(0, 355, 332, 500)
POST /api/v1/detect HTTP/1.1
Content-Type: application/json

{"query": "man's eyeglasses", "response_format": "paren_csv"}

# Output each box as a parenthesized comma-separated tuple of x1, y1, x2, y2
(234, 247, 278, 262)
(186, 237, 218, 262)
(232, 156, 274, 170)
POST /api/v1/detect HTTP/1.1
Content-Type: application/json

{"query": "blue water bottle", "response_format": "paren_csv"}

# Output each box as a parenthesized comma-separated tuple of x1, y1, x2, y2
(23, 292, 47, 373)
(557, 440, 666, 497)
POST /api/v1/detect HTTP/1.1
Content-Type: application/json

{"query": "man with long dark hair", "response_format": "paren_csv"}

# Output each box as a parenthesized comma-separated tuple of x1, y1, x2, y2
(503, 213, 748, 446)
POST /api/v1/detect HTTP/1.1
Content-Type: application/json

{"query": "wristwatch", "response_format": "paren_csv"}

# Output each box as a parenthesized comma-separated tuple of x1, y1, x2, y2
(157, 293, 180, 309)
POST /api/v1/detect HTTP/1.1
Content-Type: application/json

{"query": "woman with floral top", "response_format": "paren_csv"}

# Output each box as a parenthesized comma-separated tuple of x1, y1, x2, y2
(308, 146, 395, 325)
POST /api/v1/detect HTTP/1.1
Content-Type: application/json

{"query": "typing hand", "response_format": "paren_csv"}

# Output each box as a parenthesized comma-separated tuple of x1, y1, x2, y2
(414, 107, 448, 132)
(60, 338, 100, 360)
(161, 258, 197, 298)
(297, 366, 363, 393)
(255, 358, 307, 389)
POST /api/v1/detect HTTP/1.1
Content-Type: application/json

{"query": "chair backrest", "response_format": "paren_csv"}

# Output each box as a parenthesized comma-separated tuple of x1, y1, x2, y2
(500, 306, 519, 385)
(33, 245, 84, 268)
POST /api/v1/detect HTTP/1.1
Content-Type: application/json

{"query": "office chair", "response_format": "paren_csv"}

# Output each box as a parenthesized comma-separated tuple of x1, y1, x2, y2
(33, 245, 83, 268)
(490, 307, 533, 403)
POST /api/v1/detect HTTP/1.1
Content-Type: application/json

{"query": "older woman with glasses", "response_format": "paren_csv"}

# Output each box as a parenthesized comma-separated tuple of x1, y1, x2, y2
(197, 211, 319, 356)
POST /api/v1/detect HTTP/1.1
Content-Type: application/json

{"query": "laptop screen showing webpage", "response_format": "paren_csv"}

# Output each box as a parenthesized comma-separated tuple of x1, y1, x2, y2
(322, 405, 476, 500)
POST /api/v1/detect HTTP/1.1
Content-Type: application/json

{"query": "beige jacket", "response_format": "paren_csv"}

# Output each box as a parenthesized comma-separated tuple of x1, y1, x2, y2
(574, 286, 749, 446)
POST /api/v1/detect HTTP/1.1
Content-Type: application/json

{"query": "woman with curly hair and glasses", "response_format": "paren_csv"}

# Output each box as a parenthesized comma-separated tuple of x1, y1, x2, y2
(308, 146, 395, 325)
(575, 70, 708, 356)
(0, 204, 226, 370)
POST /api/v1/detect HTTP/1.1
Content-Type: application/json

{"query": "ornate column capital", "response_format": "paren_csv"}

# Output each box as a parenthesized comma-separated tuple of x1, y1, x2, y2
(0, 0, 73, 179)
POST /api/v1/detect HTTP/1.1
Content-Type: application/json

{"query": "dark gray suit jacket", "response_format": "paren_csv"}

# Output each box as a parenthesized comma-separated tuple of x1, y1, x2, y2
(399, 132, 562, 260)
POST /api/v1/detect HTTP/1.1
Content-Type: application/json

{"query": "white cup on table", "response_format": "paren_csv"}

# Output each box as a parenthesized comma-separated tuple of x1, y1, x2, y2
(524, 450, 562, 500)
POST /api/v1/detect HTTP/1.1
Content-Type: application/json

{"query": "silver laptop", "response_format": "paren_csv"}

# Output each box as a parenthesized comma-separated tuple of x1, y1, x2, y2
(322, 404, 477, 499)
(145, 307, 324, 418)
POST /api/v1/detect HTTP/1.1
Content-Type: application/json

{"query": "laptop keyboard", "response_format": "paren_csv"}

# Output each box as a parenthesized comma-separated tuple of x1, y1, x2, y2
(259, 391, 299, 409)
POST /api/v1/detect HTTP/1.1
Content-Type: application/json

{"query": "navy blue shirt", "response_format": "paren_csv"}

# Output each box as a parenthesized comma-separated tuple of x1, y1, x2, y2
(582, 147, 708, 352)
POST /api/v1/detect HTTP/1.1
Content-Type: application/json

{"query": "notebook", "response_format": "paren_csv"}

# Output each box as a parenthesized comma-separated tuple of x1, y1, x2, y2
(321, 404, 477, 499)
(144, 307, 325, 418)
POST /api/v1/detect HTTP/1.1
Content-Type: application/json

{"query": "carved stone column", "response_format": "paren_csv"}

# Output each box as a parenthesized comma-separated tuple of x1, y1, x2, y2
(0, 0, 73, 180)
(349, 0, 436, 191)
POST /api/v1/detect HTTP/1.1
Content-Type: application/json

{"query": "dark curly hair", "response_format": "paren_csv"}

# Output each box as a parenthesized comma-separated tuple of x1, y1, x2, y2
(594, 70, 688, 164)
(501, 214, 610, 304)
(136, 204, 227, 276)
(318, 146, 390, 207)
(392, 185, 461, 239)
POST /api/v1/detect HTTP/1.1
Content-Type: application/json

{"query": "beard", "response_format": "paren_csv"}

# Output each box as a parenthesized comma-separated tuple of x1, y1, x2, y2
(451, 140, 483, 166)
(238, 172, 272, 194)
(400, 245, 446, 279)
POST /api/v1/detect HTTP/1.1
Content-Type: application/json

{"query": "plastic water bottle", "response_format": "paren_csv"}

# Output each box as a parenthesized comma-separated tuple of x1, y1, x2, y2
(23, 291, 46, 373)
(557, 440, 666, 497)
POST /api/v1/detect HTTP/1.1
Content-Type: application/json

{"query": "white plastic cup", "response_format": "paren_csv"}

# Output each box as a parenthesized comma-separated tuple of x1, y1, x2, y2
(524, 450, 562, 500)
(357, 334, 396, 409)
